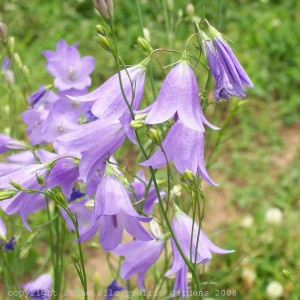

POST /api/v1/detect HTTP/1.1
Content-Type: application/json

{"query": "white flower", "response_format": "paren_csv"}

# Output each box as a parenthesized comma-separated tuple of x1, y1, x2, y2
(265, 207, 283, 225)
(266, 281, 284, 298)
(241, 214, 254, 228)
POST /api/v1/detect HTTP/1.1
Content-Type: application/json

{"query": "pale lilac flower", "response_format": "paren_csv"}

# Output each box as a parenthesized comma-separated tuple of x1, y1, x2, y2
(42, 110, 79, 143)
(105, 280, 125, 300)
(0, 164, 47, 230)
(0, 134, 13, 154)
(205, 35, 253, 101)
(54, 89, 92, 123)
(140, 61, 218, 132)
(68, 66, 145, 122)
(2, 57, 10, 71)
(2, 57, 14, 85)
(22, 274, 52, 300)
(166, 212, 234, 296)
(57, 119, 126, 182)
(141, 120, 217, 186)
(27, 86, 59, 109)
(21, 109, 49, 146)
(43, 40, 94, 91)
(78, 175, 152, 251)
(113, 239, 164, 290)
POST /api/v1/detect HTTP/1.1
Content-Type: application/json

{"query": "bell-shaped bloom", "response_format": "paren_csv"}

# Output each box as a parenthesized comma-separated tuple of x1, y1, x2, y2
(205, 35, 253, 101)
(113, 239, 164, 290)
(22, 273, 52, 300)
(78, 175, 152, 251)
(105, 280, 125, 300)
(131, 170, 165, 215)
(140, 61, 217, 132)
(42, 110, 79, 143)
(27, 86, 59, 109)
(0, 164, 47, 230)
(141, 120, 217, 186)
(43, 40, 94, 91)
(57, 119, 126, 182)
(68, 66, 145, 122)
(166, 212, 234, 296)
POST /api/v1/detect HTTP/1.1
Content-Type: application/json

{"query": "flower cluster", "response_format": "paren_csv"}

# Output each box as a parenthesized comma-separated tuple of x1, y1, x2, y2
(0, 12, 253, 297)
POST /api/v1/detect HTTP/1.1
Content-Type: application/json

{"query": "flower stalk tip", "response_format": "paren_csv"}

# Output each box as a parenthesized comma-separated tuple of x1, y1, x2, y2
(0, 22, 7, 42)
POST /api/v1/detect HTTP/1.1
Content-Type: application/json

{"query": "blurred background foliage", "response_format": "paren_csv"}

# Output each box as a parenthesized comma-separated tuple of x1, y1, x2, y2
(1, 0, 300, 299)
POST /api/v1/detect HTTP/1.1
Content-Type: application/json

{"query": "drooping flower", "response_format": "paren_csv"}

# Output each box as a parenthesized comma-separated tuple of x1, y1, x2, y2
(43, 40, 95, 91)
(57, 119, 126, 182)
(113, 238, 164, 290)
(141, 119, 217, 186)
(165, 212, 234, 297)
(68, 66, 145, 124)
(78, 174, 152, 251)
(105, 280, 125, 300)
(22, 274, 52, 300)
(203, 25, 253, 101)
(0, 164, 47, 230)
(139, 61, 218, 132)
(131, 170, 165, 215)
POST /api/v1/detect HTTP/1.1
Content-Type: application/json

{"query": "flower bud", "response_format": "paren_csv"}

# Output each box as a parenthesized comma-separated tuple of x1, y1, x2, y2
(93, 0, 113, 23)
(0, 190, 18, 200)
(282, 270, 291, 280)
(96, 24, 107, 36)
(36, 174, 45, 186)
(9, 181, 23, 190)
(130, 119, 145, 129)
(150, 220, 162, 240)
(4, 70, 15, 85)
(143, 28, 151, 43)
(266, 281, 283, 299)
(13, 53, 22, 68)
(166, 0, 174, 11)
(0, 22, 8, 42)
(171, 184, 182, 197)
(97, 34, 113, 52)
(22, 65, 30, 81)
(93, 272, 101, 295)
(186, 4, 195, 17)
(180, 169, 195, 183)
(7, 37, 15, 54)
(6, 140, 27, 150)
(71, 254, 80, 264)
(147, 128, 161, 146)
(137, 37, 153, 54)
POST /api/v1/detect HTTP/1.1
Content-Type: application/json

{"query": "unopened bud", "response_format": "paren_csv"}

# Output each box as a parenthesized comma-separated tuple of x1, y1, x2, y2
(97, 34, 113, 52)
(13, 53, 22, 68)
(143, 28, 151, 43)
(93, 273, 101, 295)
(93, 0, 114, 23)
(22, 65, 30, 81)
(71, 254, 80, 264)
(147, 128, 161, 146)
(130, 119, 145, 129)
(186, 4, 195, 17)
(150, 220, 162, 240)
(0, 22, 8, 42)
(7, 37, 15, 54)
(36, 174, 45, 186)
(180, 169, 195, 183)
(9, 181, 23, 190)
(166, 0, 174, 11)
(137, 37, 153, 54)
(19, 247, 30, 260)
(178, 9, 183, 18)
(0, 190, 18, 200)
(282, 270, 291, 280)
(96, 24, 107, 36)
(6, 140, 27, 150)
(171, 184, 182, 197)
